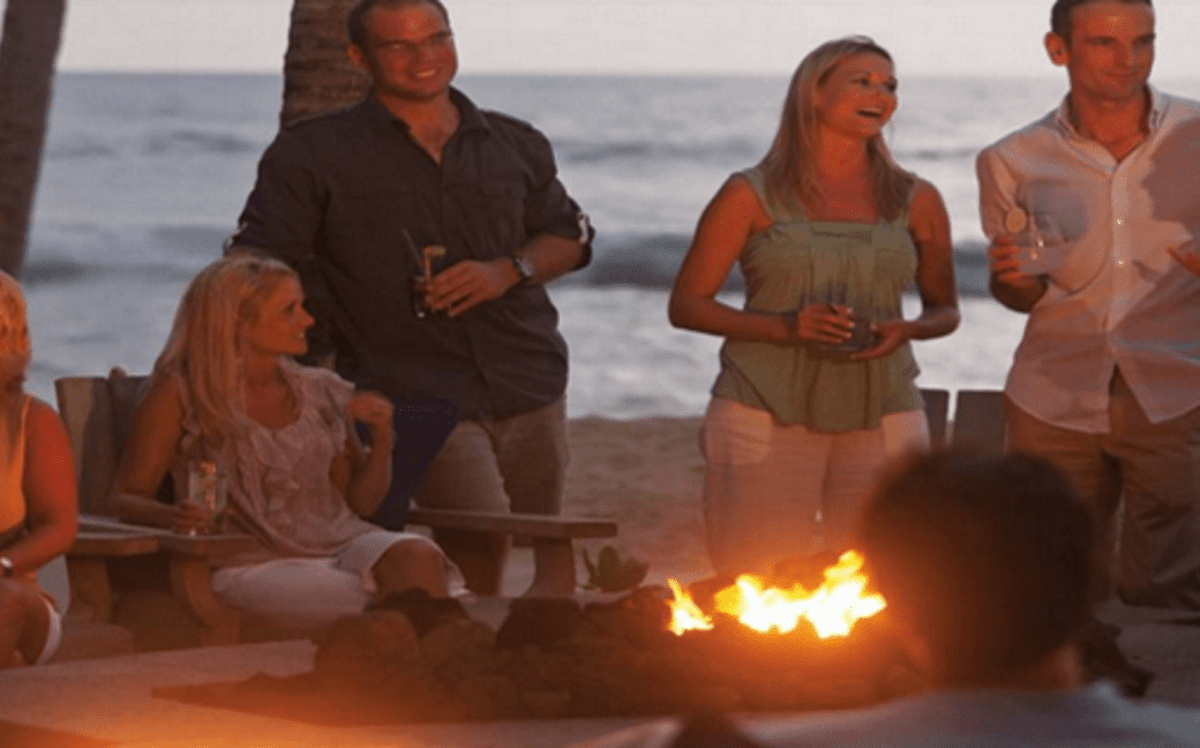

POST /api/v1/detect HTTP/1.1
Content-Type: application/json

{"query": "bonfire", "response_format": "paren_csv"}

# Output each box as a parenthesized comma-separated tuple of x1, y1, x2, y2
(158, 552, 914, 725)
(667, 550, 886, 638)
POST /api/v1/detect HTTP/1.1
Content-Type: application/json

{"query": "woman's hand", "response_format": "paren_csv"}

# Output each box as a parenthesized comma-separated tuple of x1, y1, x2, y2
(789, 303, 856, 345)
(342, 391, 395, 517)
(347, 391, 395, 446)
(852, 318, 910, 359)
(170, 501, 211, 535)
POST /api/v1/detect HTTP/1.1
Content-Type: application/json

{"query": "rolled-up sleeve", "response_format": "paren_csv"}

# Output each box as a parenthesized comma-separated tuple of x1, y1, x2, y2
(516, 127, 594, 269)
(976, 146, 1018, 241)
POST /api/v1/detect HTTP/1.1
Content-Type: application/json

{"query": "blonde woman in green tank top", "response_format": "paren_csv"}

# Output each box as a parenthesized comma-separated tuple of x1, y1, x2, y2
(669, 37, 960, 577)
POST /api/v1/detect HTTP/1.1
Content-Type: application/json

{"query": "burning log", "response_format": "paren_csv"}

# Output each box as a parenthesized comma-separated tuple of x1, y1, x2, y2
(312, 610, 420, 680)
(367, 587, 471, 635)
(497, 597, 585, 650)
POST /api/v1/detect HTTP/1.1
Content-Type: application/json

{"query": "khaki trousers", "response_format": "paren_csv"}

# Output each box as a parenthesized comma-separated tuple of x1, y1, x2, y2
(1006, 372, 1200, 609)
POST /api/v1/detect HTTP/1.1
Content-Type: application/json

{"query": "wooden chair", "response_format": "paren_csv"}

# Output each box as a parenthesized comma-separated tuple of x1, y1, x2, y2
(57, 370, 255, 649)
(406, 508, 617, 596)
(60, 369, 619, 606)
(919, 388, 950, 449)
(950, 389, 1007, 453)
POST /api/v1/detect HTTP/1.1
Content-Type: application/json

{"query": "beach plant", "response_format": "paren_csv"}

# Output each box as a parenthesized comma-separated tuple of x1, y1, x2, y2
(582, 545, 649, 593)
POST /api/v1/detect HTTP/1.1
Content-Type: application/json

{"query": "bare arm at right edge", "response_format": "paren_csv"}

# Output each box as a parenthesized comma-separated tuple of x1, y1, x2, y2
(668, 175, 852, 346)
(977, 148, 1047, 313)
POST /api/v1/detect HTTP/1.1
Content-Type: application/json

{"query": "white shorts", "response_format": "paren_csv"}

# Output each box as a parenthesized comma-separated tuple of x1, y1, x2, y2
(34, 596, 63, 665)
(212, 530, 459, 636)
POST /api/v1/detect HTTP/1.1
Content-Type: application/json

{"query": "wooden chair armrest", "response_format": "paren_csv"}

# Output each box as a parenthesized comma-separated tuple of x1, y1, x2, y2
(158, 532, 260, 557)
(78, 513, 258, 556)
(71, 514, 255, 644)
(406, 508, 617, 539)
(78, 513, 172, 538)
(70, 531, 160, 558)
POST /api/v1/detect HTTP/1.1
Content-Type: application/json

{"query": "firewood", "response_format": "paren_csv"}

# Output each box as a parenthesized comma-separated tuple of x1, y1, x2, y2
(313, 610, 420, 681)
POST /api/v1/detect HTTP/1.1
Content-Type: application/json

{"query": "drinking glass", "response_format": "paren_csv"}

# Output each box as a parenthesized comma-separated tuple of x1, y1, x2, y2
(186, 460, 228, 535)
(820, 282, 876, 356)
(1012, 210, 1067, 275)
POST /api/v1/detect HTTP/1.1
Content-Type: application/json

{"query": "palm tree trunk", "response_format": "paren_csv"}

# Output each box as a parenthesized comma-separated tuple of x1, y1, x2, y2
(281, 0, 369, 127)
(0, 0, 67, 277)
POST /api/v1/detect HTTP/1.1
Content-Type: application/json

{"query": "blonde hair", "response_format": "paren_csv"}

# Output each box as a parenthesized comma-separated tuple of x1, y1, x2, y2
(153, 255, 298, 448)
(0, 271, 31, 392)
(759, 36, 915, 221)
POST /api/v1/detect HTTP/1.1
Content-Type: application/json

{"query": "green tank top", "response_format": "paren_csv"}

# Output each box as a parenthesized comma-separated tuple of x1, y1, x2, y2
(711, 167, 922, 431)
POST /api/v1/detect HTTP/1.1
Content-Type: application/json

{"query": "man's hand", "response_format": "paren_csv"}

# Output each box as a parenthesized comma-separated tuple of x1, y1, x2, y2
(426, 258, 518, 317)
(989, 235, 1039, 288)
(988, 234, 1046, 312)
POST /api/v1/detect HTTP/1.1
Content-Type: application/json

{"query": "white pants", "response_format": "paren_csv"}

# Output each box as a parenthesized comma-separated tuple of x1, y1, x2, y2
(212, 530, 460, 636)
(701, 398, 928, 577)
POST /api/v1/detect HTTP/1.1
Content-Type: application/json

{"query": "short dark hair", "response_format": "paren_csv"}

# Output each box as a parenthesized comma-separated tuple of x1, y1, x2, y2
(346, 0, 450, 49)
(1050, 0, 1152, 41)
(860, 450, 1092, 686)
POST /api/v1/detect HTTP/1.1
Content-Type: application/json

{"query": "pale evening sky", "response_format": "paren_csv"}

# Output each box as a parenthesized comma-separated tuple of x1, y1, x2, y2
(53, 0, 1200, 79)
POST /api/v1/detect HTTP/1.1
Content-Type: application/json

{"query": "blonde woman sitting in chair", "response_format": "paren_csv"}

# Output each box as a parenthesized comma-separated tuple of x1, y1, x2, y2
(112, 255, 459, 635)
(0, 271, 78, 666)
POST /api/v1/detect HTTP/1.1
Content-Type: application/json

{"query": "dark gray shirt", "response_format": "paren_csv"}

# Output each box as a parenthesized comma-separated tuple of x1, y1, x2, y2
(230, 89, 592, 420)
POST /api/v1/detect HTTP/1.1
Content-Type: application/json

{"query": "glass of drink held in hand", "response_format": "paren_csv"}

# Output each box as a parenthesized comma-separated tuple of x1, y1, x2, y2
(1006, 206, 1066, 275)
(404, 230, 446, 320)
(819, 283, 878, 356)
(185, 459, 228, 535)
(821, 305, 877, 355)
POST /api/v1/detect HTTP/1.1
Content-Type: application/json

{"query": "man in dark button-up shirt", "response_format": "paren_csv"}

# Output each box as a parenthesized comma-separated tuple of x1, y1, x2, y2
(228, 0, 593, 595)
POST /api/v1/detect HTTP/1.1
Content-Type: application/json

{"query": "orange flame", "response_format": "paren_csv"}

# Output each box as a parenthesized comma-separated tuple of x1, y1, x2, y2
(667, 550, 886, 638)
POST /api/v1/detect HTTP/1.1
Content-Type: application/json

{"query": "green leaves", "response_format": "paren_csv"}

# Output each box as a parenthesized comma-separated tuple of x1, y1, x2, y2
(582, 545, 649, 593)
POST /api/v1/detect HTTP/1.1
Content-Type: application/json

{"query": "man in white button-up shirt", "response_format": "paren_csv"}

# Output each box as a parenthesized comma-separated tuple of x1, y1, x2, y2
(978, 0, 1200, 609)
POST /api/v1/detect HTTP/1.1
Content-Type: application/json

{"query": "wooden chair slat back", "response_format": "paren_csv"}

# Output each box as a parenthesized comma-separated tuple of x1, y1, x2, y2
(55, 371, 149, 516)
(919, 387, 950, 449)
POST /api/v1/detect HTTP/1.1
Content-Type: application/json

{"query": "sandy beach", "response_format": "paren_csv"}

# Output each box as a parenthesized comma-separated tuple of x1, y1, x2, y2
(563, 415, 710, 586)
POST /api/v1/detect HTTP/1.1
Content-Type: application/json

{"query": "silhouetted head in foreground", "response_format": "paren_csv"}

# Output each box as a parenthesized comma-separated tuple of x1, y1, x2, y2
(861, 449, 1092, 688)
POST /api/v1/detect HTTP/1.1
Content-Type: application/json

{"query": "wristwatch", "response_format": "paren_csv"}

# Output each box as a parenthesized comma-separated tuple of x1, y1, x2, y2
(509, 254, 535, 286)
(0, 555, 14, 578)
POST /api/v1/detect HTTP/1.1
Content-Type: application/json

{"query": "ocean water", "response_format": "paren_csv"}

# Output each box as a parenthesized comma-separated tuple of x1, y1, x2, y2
(23, 72, 1200, 418)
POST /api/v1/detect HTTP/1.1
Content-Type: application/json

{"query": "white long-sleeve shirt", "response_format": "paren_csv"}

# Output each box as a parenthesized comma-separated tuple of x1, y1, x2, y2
(977, 87, 1200, 432)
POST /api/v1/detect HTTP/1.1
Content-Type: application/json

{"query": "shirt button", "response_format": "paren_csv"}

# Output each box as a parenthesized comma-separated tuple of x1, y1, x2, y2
(1116, 218, 1124, 225)
(1117, 259, 1126, 267)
